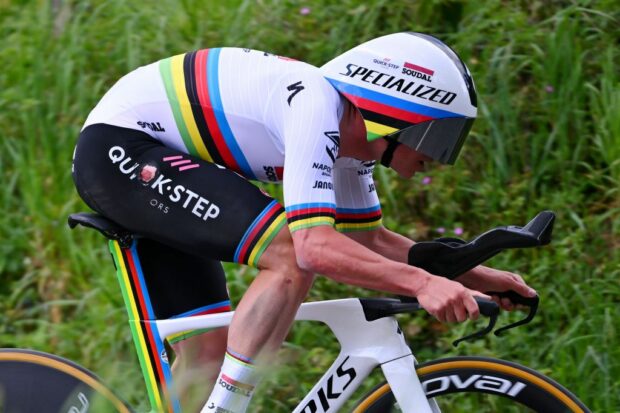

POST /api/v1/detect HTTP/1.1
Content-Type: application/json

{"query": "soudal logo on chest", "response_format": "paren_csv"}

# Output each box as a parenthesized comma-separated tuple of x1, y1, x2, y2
(339, 64, 456, 105)
(402, 61, 434, 82)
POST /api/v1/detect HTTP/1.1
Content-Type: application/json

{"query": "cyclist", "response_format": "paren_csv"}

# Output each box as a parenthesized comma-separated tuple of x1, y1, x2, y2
(72, 32, 537, 412)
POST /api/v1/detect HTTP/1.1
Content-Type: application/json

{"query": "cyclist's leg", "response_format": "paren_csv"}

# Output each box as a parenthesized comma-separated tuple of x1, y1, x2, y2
(171, 328, 228, 407)
(227, 225, 314, 359)
(134, 238, 230, 407)
(205, 225, 314, 412)
(73, 123, 293, 410)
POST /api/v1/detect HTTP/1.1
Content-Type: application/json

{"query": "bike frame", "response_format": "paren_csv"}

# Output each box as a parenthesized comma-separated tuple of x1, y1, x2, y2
(156, 299, 435, 413)
(110, 240, 438, 413)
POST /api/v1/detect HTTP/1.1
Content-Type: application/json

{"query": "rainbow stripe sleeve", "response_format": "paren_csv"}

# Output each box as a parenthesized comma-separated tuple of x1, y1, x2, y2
(286, 203, 336, 233)
(335, 205, 382, 232)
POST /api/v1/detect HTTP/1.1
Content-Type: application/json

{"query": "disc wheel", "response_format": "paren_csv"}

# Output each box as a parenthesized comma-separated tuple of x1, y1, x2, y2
(0, 348, 133, 413)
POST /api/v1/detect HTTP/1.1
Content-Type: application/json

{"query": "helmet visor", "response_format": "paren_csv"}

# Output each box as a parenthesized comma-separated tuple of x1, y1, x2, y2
(387, 117, 474, 165)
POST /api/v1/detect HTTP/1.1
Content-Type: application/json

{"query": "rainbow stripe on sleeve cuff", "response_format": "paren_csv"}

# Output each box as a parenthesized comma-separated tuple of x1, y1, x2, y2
(335, 205, 382, 232)
(286, 203, 336, 232)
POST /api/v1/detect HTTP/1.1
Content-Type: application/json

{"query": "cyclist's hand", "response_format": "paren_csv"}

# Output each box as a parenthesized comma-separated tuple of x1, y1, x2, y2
(416, 275, 491, 323)
(454, 265, 537, 311)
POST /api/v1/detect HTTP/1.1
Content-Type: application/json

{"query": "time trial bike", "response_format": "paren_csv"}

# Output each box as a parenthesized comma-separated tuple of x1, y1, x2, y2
(0, 211, 591, 412)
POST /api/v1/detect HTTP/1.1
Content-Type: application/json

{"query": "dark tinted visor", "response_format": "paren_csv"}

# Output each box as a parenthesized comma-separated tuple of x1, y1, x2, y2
(386, 117, 474, 165)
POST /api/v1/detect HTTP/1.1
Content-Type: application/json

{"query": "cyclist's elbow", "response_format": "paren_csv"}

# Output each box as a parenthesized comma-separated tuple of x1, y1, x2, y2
(291, 227, 330, 273)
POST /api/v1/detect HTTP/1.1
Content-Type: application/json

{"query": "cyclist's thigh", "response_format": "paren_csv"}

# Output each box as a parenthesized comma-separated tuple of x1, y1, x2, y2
(135, 238, 230, 319)
(73, 123, 286, 266)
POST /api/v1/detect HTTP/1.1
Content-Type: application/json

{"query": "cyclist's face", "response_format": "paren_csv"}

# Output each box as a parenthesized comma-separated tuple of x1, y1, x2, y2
(390, 145, 433, 179)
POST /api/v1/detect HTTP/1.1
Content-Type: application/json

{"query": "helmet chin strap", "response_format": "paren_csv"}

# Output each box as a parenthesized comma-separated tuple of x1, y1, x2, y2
(380, 138, 401, 167)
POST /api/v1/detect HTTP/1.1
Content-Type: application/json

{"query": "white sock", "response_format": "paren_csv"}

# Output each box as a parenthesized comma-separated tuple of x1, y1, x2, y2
(201, 351, 259, 413)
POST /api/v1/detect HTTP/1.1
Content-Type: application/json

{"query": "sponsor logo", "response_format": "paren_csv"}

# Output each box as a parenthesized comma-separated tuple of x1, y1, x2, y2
(368, 182, 375, 192)
(68, 392, 89, 413)
(263, 165, 284, 182)
(137, 121, 165, 132)
(109, 146, 220, 221)
(287, 81, 305, 106)
(372, 57, 400, 70)
(312, 180, 333, 190)
(357, 168, 373, 176)
(163, 155, 200, 172)
(338, 64, 456, 105)
(300, 356, 357, 413)
(150, 198, 170, 214)
(324, 131, 340, 163)
(263, 51, 297, 61)
(402, 61, 434, 82)
(312, 162, 332, 177)
(422, 374, 526, 397)
(206, 403, 234, 413)
(218, 375, 253, 397)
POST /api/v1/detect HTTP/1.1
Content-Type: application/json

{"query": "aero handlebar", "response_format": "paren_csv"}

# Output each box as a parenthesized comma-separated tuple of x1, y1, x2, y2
(400, 211, 554, 346)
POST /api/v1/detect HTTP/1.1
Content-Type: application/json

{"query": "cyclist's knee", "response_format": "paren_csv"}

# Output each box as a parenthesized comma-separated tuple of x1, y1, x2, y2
(259, 226, 313, 292)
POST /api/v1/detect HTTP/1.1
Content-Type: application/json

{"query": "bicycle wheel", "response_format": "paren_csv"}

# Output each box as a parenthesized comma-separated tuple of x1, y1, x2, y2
(353, 356, 590, 413)
(0, 348, 133, 413)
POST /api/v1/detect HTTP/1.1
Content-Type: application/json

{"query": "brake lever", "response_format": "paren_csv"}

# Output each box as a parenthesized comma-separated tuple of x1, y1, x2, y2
(452, 298, 499, 347)
(487, 291, 539, 336)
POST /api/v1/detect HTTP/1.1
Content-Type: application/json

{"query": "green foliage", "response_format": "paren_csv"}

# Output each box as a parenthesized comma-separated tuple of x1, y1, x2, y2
(0, 0, 618, 411)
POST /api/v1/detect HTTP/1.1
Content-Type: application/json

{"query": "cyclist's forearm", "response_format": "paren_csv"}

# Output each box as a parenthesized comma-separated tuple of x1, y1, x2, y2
(345, 226, 414, 263)
(292, 226, 429, 297)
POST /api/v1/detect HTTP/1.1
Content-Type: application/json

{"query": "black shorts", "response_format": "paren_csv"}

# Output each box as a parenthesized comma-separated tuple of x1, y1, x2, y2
(72, 124, 286, 321)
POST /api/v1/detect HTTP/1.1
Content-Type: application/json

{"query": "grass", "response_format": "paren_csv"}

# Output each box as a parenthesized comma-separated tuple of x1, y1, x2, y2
(0, 0, 618, 411)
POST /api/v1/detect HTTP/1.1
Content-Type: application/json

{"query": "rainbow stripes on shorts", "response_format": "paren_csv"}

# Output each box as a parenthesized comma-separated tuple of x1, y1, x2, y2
(234, 200, 287, 267)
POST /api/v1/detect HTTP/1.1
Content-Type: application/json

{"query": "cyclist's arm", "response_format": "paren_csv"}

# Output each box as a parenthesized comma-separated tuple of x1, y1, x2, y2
(331, 164, 413, 263)
(344, 226, 413, 263)
(291, 225, 423, 296)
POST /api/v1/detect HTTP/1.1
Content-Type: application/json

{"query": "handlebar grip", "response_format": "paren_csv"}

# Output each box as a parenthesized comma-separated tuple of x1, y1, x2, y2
(475, 297, 500, 317)
(487, 290, 538, 307)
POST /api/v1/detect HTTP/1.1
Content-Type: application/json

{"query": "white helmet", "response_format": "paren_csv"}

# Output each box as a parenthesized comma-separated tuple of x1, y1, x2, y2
(321, 32, 477, 165)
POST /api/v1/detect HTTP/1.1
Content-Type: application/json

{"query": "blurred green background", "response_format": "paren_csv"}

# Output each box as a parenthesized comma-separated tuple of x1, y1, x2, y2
(0, 0, 618, 411)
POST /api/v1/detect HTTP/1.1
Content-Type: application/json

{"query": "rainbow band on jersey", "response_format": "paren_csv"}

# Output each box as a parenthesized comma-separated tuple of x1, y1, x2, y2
(327, 78, 463, 141)
(335, 205, 383, 232)
(286, 203, 337, 232)
(159, 49, 256, 179)
(234, 200, 287, 267)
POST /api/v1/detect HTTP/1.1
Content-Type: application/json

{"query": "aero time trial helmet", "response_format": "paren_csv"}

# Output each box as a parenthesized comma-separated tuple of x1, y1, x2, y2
(321, 32, 477, 165)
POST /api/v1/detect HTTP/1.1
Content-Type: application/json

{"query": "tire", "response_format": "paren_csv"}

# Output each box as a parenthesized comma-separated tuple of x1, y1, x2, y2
(352, 356, 590, 413)
(0, 348, 134, 413)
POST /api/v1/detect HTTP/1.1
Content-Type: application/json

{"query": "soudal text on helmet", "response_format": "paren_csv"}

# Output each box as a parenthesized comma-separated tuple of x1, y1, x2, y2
(339, 63, 457, 105)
